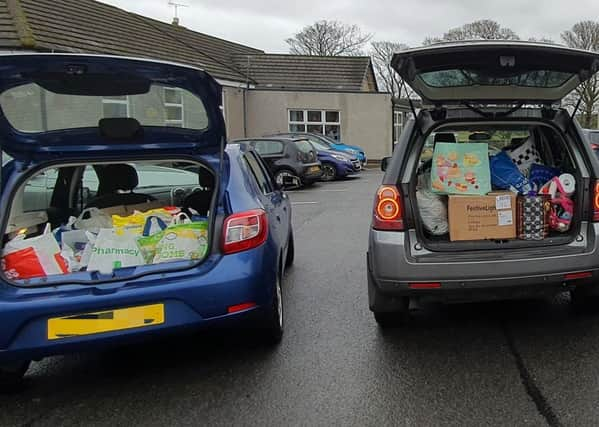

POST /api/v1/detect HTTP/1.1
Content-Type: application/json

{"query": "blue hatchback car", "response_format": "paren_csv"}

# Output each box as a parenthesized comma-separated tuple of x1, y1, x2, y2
(0, 54, 293, 387)
(306, 138, 361, 182)
(276, 132, 367, 165)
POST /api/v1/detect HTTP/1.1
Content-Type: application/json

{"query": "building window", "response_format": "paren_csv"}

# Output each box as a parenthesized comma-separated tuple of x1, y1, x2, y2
(164, 87, 184, 127)
(102, 95, 129, 118)
(393, 111, 404, 144)
(288, 109, 341, 141)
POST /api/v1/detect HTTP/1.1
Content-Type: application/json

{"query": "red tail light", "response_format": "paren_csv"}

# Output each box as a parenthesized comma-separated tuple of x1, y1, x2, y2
(222, 209, 268, 254)
(228, 302, 257, 313)
(593, 180, 599, 222)
(372, 185, 404, 231)
(564, 272, 593, 281)
(409, 282, 442, 289)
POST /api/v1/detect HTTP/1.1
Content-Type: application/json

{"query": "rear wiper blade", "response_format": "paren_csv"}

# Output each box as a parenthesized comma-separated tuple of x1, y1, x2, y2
(462, 102, 524, 119)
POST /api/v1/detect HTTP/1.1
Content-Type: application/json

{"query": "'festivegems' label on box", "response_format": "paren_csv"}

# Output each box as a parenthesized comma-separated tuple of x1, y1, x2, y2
(448, 192, 516, 241)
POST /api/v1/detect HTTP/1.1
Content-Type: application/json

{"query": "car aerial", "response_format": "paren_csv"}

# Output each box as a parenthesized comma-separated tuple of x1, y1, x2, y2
(368, 41, 599, 327)
(275, 132, 367, 166)
(582, 128, 599, 156)
(302, 137, 361, 182)
(0, 53, 294, 387)
(232, 136, 322, 187)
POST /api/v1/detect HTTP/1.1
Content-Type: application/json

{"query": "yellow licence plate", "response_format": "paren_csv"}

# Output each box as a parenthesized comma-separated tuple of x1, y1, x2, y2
(309, 166, 321, 173)
(48, 303, 165, 340)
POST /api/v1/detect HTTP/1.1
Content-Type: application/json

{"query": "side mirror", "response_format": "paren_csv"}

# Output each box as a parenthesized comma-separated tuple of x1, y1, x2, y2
(381, 157, 391, 172)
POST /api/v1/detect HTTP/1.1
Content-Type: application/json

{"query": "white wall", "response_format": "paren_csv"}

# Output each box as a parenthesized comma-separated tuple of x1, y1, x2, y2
(245, 90, 393, 160)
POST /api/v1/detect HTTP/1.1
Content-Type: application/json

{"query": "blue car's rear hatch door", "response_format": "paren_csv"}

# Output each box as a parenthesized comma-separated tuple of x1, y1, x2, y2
(0, 54, 225, 160)
(392, 41, 599, 105)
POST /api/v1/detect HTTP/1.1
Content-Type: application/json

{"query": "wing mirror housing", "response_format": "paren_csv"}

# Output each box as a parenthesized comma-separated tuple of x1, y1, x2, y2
(381, 157, 391, 172)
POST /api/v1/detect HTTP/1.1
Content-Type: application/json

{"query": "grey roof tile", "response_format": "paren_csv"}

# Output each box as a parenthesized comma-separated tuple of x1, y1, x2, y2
(0, 0, 376, 91)
(232, 54, 374, 91)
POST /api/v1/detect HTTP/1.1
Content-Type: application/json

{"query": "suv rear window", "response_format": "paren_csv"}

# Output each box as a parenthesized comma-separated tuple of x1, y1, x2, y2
(0, 83, 209, 133)
(420, 69, 572, 89)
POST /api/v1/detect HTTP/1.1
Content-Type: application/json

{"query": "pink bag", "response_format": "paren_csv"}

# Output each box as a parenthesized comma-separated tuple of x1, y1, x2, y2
(2, 224, 68, 279)
(543, 177, 574, 233)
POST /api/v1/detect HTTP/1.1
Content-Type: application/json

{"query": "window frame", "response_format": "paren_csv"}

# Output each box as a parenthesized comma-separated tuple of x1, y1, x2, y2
(164, 87, 185, 128)
(393, 111, 404, 144)
(288, 109, 341, 140)
(102, 95, 130, 118)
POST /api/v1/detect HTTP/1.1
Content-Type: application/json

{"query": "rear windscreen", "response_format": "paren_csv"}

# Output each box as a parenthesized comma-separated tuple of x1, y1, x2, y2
(0, 83, 209, 133)
(419, 69, 573, 88)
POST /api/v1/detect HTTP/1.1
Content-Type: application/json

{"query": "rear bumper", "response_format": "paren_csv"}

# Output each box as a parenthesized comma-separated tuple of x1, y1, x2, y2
(0, 248, 276, 363)
(368, 224, 599, 303)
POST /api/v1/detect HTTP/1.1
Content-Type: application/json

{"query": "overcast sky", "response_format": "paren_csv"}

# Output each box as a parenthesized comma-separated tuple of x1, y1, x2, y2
(98, 0, 599, 52)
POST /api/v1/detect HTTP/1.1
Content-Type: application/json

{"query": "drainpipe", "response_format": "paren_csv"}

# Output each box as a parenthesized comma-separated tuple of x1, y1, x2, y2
(242, 55, 251, 138)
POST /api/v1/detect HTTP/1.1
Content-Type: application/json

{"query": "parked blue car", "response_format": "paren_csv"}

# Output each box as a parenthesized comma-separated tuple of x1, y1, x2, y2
(0, 54, 293, 387)
(306, 138, 362, 181)
(276, 132, 367, 165)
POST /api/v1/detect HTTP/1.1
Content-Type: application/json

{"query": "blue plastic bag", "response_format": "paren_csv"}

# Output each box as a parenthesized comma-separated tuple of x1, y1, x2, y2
(490, 151, 532, 194)
(529, 163, 560, 191)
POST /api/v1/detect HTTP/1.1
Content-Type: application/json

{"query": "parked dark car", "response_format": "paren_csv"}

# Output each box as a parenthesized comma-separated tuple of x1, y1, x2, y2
(233, 137, 322, 187)
(369, 41, 599, 327)
(583, 128, 599, 157)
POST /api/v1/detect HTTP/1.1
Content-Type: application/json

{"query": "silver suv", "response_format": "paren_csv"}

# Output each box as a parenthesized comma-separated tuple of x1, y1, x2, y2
(368, 42, 599, 327)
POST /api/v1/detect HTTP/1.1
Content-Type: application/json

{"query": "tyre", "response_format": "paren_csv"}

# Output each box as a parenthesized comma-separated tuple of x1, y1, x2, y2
(285, 231, 294, 268)
(0, 361, 30, 391)
(260, 273, 284, 344)
(321, 163, 337, 182)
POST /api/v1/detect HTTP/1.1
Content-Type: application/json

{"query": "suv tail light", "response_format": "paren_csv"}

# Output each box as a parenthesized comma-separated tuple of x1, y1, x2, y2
(222, 209, 268, 254)
(372, 185, 404, 231)
(593, 180, 599, 222)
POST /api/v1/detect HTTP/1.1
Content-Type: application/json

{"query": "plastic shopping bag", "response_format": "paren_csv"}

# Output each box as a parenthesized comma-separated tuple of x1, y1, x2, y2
(2, 224, 68, 279)
(152, 221, 208, 264)
(416, 172, 448, 236)
(112, 207, 178, 235)
(60, 229, 95, 271)
(86, 228, 145, 274)
(431, 143, 491, 195)
(136, 216, 169, 264)
(73, 208, 112, 232)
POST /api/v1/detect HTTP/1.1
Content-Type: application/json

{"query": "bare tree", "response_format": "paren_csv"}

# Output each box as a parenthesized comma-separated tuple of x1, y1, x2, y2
(562, 21, 599, 128)
(286, 20, 372, 56)
(424, 19, 519, 45)
(369, 41, 410, 98)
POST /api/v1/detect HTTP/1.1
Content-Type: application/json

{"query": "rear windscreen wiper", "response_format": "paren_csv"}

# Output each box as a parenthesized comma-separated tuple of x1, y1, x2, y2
(462, 102, 524, 119)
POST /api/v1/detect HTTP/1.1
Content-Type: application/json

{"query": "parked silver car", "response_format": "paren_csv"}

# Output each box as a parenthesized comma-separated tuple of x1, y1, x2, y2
(368, 41, 599, 327)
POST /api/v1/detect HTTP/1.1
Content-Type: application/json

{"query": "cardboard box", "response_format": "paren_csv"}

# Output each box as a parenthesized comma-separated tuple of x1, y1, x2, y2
(448, 192, 516, 241)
